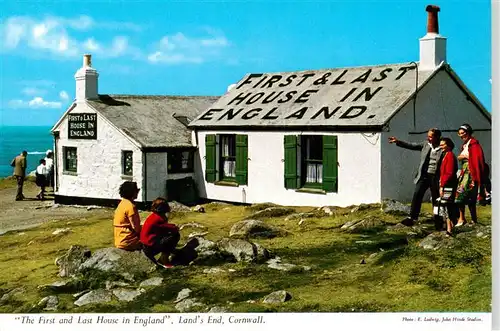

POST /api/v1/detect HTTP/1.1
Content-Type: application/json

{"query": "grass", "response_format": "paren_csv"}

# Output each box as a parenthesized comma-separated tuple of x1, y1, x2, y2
(0, 187, 492, 313)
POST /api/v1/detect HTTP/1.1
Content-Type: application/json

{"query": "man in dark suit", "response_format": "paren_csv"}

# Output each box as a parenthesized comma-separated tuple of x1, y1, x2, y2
(11, 151, 28, 201)
(388, 128, 443, 229)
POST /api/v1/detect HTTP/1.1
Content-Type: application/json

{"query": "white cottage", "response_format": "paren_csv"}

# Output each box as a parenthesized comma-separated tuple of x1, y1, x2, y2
(51, 54, 217, 208)
(188, 6, 491, 207)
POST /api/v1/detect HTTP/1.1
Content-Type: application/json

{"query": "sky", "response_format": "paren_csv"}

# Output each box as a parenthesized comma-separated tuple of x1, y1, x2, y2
(0, 0, 491, 127)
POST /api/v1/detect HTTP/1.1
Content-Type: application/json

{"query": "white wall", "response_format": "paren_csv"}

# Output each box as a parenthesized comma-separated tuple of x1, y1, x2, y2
(381, 69, 492, 202)
(196, 130, 381, 207)
(145, 152, 168, 201)
(55, 103, 144, 201)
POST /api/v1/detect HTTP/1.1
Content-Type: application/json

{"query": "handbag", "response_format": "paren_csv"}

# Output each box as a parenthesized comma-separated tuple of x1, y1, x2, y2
(433, 187, 454, 216)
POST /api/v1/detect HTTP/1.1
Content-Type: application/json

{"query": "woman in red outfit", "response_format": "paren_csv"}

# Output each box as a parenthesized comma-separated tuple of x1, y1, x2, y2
(140, 198, 180, 268)
(438, 138, 459, 236)
(454, 124, 486, 226)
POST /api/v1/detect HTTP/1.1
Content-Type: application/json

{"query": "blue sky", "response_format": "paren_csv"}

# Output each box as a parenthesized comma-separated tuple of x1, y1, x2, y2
(0, 0, 491, 126)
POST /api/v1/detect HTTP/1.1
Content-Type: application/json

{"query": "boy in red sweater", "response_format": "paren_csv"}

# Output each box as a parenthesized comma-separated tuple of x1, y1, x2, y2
(140, 198, 180, 268)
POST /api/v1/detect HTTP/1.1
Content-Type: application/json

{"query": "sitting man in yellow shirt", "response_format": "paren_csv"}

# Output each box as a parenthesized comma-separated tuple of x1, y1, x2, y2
(113, 181, 142, 251)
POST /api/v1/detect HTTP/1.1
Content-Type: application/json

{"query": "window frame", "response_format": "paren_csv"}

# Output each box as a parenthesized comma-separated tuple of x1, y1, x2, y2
(63, 147, 78, 173)
(300, 135, 324, 189)
(168, 149, 195, 173)
(219, 134, 237, 181)
(122, 151, 133, 176)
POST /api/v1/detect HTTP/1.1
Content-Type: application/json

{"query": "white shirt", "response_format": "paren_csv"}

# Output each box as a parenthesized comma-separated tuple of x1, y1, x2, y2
(36, 164, 48, 176)
(460, 140, 471, 159)
(45, 157, 54, 172)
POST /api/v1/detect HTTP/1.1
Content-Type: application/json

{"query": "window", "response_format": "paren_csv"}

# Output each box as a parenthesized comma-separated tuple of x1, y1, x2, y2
(220, 135, 236, 179)
(63, 147, 77, 172)
(122, 151, 133, 176)
(302, 136, 323, 187)
(205, 134, 248, 185)
(284, 135, 338, 192)
(168, 150, 194, 173)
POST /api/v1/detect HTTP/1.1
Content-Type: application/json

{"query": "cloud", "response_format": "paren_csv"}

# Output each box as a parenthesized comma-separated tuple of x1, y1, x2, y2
(148, 30, 229, 64)
(8, 97, 62, 109)
(22, 87, 47, 96)
(59, 90, 69, 101)
(0, 15, 140, 58)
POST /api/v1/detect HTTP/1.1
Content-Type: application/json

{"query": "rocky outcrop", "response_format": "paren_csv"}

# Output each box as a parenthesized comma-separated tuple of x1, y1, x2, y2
(245, 207, 295, 219)
(229, 219, 282, 239)
(55, 245, 91, 277)
(74, 289, 114, 307)
(78, 248, 156, 281)
(418, 232, 454, 250)
(382, 199, 411, 216)
(217, 238, 269, 263)
(262, 290, 292, 304)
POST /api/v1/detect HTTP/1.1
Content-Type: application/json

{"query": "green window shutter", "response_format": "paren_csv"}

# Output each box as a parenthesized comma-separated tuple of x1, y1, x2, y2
(235, 135, 248, 185)
(323, 135, 338, 192)
(284, 135, 299, 189)
(205, 134, 216, 183)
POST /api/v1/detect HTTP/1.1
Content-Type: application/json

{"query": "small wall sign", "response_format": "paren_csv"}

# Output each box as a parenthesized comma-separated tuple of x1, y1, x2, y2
(68, 113, 97, 139)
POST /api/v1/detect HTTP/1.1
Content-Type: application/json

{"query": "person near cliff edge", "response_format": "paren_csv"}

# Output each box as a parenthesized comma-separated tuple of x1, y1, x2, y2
(10, 151, 28, 201)
(45, 150, 54, 191)
(388, 128, 443, 229)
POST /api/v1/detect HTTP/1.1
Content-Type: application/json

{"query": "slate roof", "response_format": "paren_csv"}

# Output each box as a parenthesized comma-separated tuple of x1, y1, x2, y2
(87, 95, 219, 148)
(189, 62, 438, 129)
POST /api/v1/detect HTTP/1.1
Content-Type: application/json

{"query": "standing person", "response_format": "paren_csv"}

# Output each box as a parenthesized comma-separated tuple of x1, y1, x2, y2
(437, 138, 459, 237)
(140, 198, 180, 269)
(10, 151, 28, 201)
(113, 181, 142, 251)
(388, 128, 443, 229)
(44, 150, 54, 192)
(455, 124, 486, 226)
(35, 159, 48, 200)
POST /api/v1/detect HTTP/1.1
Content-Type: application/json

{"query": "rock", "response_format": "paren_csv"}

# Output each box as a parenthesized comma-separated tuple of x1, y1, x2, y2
(179, 222, 207, 231)
(285, 213, 316, 221)
(266, 257, 309, 272)
(382, 199, 411, 216)
(245, 207, 295, 219)
(52, 228, 72, 235)
(341, 217, 387, 233)
(38, 296, 59, 311)
(73, 290, 91, 298)
(188, 231, 209, 238)
(368, 253, 379, 260)
(78, 248, 156, 281)
(105, 281, 130, 290)
(18, 232, 26, 236)
(298, 219, 306, 226)
(175, 288, 192, 303)
(254, 243, 270, 262)
(74, 289, 113, 307)
(169, 201, 191, 212)
(321, 206, 334, 216)
(246, 300, 256, 304)
(192, 205, 205, 213)
(208, 306, 229, 313)
(112, 288, 144, 302)
(355, 240, 374, 244)
(418, 232, 453, 250)
(51, 204, 60, 209)
(38, 279, 75, 292)
(175, 298, 205, 312)
(203, 267, 226, 274)
(229, 219, 282, 239)
(245, 202, 279, 212)
(55, 245, 91, 278)
(139, 277, 163, 287)
(262, 290, 292, 304)
(217, 238, 269, 263)
(341, 220, 360, 230)
(195, 237, 216, 251)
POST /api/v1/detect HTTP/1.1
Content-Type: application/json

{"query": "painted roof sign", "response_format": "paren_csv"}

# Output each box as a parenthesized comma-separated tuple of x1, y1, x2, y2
(189, 63, 435, 128)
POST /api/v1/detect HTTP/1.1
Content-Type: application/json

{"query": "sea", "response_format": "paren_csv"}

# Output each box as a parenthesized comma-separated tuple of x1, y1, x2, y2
(0, 126, 54, 178)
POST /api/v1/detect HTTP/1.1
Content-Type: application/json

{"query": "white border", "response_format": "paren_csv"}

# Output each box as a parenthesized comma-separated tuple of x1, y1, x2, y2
(492, 1, 499, 330)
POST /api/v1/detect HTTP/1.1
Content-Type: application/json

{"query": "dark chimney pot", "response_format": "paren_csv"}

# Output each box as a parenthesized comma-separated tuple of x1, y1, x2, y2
(426, 5, 440, 34)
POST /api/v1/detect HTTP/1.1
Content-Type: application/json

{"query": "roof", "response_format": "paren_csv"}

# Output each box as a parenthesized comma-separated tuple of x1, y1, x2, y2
(188, 62, 437, 129)
(87, 95, 219, 148)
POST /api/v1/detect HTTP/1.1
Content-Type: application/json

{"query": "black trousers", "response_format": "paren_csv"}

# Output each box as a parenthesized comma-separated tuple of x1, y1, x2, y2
(143, 232, 180, 263)
(410, 173, 440, 221)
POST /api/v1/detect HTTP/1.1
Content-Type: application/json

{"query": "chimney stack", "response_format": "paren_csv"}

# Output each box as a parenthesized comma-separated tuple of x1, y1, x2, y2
(75, 54, 98, 101)
(426, 5, 440, 34)
(419, 5, 447, 71)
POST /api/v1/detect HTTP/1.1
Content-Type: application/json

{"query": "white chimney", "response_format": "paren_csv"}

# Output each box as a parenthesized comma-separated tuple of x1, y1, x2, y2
(74, 54, 98, 101)
(419, 5, 447, 71)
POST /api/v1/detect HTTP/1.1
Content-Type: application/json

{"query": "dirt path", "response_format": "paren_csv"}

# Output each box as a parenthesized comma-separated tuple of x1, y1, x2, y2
(0, 180, 113, 235)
